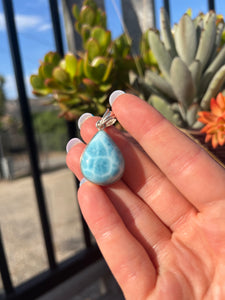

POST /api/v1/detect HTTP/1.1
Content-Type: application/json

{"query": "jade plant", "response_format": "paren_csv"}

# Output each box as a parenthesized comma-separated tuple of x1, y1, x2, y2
(31, 0, 135, 120)
(139, 8, 225, 129)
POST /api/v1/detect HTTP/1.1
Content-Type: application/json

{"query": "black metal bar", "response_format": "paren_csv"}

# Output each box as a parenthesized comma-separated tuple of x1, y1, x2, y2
(49, 0, 64, 57)
(208, 0, 215, 11)
(163, 0, 170, 21)
(0, 229, 14, 295)
(48, 0, 93, 248)
(2, 0, 56, 270)
(0, 245, 101, 300)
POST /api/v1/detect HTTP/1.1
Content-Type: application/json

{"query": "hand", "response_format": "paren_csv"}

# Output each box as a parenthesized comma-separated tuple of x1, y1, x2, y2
(66, 93, 225, 299)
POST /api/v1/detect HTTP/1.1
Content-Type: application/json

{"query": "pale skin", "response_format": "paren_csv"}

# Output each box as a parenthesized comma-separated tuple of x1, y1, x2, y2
(66, 93, 225, 300)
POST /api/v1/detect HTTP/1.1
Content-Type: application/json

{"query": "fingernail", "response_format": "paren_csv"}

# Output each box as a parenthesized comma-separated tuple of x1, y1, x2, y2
(79, 177, 87, 187)
(109, 90, 125, 106)
(78, 113, 93, 129)
(66, 138, 82, 153)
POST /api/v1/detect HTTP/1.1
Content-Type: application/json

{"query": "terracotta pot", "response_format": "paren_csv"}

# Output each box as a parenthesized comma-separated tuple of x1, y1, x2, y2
(183, 130, 225, 166)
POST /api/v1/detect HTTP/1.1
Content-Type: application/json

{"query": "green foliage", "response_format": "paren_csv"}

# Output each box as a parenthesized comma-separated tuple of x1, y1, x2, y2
(31, 0, 136, 120)
(139, 9, 225, 129)
(140, 31, 159, 71)
(32, 110, 67, 151)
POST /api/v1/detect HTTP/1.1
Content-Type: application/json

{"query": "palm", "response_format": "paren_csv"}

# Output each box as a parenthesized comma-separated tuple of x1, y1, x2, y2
(67, 94, 225, 299)
(151, 206, 225, 299)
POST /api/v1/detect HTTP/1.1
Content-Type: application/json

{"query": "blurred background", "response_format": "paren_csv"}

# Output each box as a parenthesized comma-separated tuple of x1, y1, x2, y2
(0, 0, 225, 299)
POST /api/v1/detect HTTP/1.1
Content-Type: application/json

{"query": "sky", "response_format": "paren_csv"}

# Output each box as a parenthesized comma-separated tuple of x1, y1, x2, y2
(1, 0, 225, 100)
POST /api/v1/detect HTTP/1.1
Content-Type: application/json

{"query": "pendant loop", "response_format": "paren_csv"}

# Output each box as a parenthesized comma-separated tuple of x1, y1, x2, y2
(96, 109, 117, 131)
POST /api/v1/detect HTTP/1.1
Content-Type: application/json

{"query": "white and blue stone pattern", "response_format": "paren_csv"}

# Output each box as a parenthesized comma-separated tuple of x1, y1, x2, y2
(80, 131, 125, 185)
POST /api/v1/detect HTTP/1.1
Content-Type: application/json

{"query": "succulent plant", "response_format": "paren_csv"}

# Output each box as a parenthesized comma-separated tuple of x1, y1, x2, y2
(31, 0, 135, 120)
(140, 31, 158, 71)
(139, 9, 225, 129)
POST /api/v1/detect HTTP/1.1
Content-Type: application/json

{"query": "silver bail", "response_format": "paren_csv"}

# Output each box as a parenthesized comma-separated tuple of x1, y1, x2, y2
(96, 109, 117, 131)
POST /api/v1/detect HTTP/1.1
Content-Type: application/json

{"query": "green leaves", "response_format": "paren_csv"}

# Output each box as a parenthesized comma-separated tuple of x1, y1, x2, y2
(142, 8, 225, 129)
(148, 30, 172, 81)
(195, 12, 217, 71)
(174, 14, 197, 65)
(170, 57, 196, 110)
(64, 53, 78, 79)
(201, 65, 225, 109)
(30, 0, 134, 120)
(160, 8, 177, 58)
(91, 27, 111, 51)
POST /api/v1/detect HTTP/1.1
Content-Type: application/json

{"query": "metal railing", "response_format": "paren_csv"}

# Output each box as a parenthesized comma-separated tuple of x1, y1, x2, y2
(0, 0, 216, 299)
(0, 0, 98, 299)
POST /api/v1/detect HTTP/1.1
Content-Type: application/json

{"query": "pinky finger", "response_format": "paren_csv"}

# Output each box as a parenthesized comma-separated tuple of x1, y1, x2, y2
(78, 182, 156, 299)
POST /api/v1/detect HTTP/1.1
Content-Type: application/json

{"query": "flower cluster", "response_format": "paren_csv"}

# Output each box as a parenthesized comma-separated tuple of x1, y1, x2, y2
(198, 93, 225, 148)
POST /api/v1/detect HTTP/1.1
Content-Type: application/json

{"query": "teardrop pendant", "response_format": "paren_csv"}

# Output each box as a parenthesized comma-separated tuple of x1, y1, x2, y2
(80, 130, 124, 185)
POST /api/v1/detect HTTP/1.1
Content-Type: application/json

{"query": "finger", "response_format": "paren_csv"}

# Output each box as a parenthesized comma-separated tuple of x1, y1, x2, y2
(66, 127, 172, 250)
(79, 116, 197, 230)
(112, 93, 225, 211)
(66, 141, 85, 180)
(104, 180, 171, 258)
(78, 182, 156, 298)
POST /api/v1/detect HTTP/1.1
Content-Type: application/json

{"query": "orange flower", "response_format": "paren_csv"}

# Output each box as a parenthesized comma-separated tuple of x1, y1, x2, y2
(198, 93, 225, 148)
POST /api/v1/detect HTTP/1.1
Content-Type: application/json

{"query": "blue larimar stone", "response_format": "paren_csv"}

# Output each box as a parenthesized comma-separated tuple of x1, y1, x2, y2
(80, 131, 125, 185)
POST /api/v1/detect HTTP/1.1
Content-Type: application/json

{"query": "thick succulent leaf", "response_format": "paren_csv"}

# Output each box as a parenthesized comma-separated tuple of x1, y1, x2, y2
(113, 34, 131, 57)
(150, 94, 183, 126)
(91, 27, 111, 52)
(98, 83, 112, 92)
(86, 38, 100, 60)
(199, 44, 225, 95)
(202, 44, 225, 80)
(83, 53, 92, 79)
(160, 8, 177, 58)
(186, 103, 199, 127)
(95, 8, 106, 28)
(83, 0, 98, 11)
(89, 57, 109, 82)
(102, 58, 114, 82)
(201, 65, 225, 110)
(75, 21, 82, 34)
(80, 6, 95, 26)
(188, 60, 202, 88)
(76, 59, 84, 78)
(170, 57, 196, 109)
(30, 75, 51, 96)
(53, 67, 70, 84)
(44, 52, 60, 66)
(193, 13, 203, 28)
(144, 70, 175, 100)
(174, 14, 197, 65)
(90, 56, 108, 68)
(215, 21, 225, 50)
(64, 53, 77, 79)
(195, 12, 216, 71)
(207, 21, 225, 65)
(44, 78, 63, 89)
(192, 120, 204, 129)
(72, 4, 79, 19)
(81, 25, 91, 44)
(30, 75, 45, 90)
(148, 30, 172, 81)
(39, 63, 54, 79)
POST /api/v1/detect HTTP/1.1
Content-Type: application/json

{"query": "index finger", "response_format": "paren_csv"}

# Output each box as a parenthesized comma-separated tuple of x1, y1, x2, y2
(111, 93, 225, 211)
